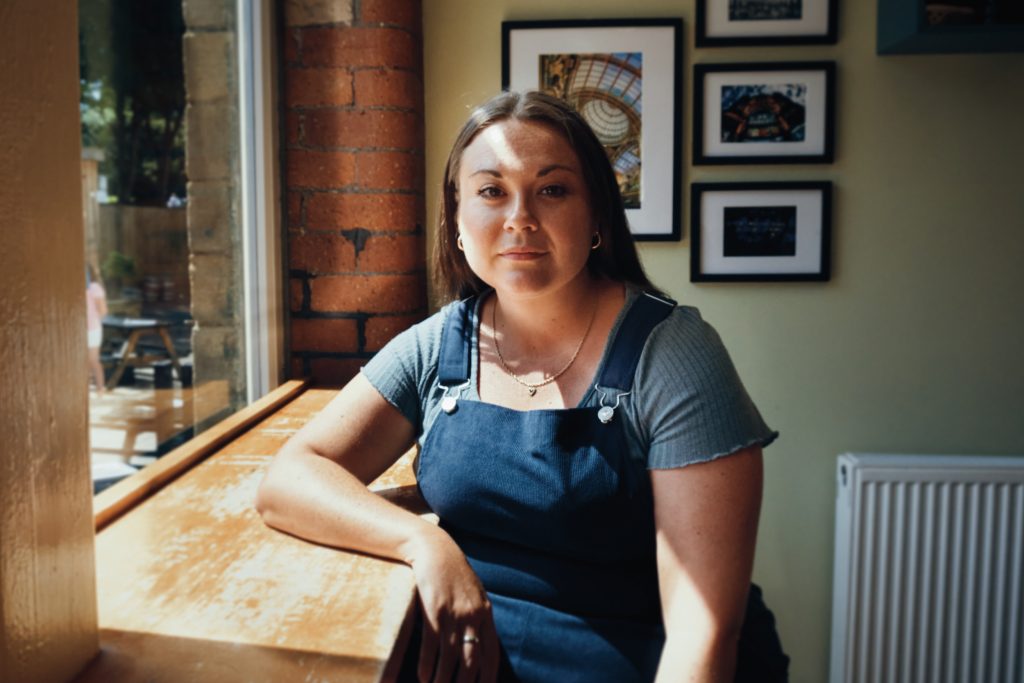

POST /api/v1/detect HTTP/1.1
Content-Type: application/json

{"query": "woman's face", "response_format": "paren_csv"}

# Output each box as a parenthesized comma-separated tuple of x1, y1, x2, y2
(455, 119, 595, 300)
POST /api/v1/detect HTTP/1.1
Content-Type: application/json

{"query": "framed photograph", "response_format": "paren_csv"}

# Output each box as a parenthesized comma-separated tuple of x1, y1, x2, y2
(502, 19, 683, 241)
(878, 0, 1024, 54)
(693, 61, 835, 165)
(690, 181, 832, 282)
(696, 0, 839, 47)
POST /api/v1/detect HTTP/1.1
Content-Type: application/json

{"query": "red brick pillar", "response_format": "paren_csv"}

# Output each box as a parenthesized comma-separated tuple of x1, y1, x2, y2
(282, 0, 427, 386)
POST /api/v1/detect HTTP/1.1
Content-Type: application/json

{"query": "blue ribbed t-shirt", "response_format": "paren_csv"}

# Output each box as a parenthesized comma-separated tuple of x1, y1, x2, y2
(361, 286, 777, 469)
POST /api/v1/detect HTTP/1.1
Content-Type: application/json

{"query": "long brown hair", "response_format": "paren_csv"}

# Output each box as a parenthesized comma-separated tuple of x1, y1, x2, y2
(435, 90, 660, 301)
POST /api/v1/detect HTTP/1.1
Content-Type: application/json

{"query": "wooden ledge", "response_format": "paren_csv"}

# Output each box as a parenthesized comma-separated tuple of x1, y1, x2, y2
(80, 385, 426, 683)
(93, 379, 309, 531)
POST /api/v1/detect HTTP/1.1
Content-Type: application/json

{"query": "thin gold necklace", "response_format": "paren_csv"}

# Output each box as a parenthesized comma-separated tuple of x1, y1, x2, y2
(490, 297, 598, 396)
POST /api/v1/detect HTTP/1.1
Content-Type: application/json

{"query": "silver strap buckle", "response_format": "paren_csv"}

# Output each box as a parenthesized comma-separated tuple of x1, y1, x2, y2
(439, 381, 470, 414)
(595, 385, 630, 424)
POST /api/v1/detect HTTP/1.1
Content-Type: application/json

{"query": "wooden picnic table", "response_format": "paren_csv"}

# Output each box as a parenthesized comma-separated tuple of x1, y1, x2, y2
(102, 316, 184, 389)
(74, 381, 427, 683)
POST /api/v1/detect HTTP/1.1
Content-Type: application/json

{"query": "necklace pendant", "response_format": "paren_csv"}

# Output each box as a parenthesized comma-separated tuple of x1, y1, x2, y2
(527, 387, 537, 396)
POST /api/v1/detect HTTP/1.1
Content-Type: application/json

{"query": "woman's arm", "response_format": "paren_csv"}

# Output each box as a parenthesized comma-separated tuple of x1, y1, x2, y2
(651, 446, 763, 683)
(255, 373, 499, 683)
(255, 372, 425, 554)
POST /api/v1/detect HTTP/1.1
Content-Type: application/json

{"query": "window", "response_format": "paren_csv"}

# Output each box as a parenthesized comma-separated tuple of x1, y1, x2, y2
(80, 0, 279, 493)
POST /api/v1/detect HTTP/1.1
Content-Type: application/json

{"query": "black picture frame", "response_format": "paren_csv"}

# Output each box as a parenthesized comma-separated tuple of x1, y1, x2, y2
(696, 0, 839, 47)
(690, 181, 832, 282)
(693, 61, 835, 165)
(502, 19, 683, 241)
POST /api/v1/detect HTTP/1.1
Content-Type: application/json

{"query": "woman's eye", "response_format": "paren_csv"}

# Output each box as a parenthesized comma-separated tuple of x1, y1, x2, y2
(540, 185, 567, 197)
(477, 186, 504, 198)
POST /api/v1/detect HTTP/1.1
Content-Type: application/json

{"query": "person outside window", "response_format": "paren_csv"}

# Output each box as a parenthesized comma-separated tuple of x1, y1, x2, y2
(86, 262, 108, 393)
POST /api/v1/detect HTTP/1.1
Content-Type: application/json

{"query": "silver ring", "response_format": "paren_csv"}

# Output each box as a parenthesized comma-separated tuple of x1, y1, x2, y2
(462, 634, 480, 644)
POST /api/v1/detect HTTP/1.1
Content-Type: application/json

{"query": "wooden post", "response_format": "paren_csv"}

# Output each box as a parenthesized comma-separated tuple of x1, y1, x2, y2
(0, 1, 100, 681)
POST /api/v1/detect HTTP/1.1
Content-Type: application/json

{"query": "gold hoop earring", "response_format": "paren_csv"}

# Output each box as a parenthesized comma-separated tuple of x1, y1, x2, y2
(590, 232, 602, 250)
(457, 234, 465, 251)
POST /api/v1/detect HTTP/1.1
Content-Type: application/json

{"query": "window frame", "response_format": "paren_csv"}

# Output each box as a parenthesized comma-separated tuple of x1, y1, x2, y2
(238, 0, 284, 402)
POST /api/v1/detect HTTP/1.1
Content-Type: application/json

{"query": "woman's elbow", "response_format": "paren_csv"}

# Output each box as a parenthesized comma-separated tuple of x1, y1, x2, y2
(253, 456, 293, 524)
(253, 474, 279, 523)
(253, 443, 329, 525)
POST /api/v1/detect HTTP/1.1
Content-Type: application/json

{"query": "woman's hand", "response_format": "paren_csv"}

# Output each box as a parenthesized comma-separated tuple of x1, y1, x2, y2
(404, 528, 500, 683)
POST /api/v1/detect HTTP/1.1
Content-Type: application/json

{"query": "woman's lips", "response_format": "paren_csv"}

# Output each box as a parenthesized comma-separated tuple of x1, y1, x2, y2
(499, 249, 546, 260)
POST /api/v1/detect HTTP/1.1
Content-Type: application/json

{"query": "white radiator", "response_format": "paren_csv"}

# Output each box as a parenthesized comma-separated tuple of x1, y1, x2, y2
(830, 453, 1024, 683)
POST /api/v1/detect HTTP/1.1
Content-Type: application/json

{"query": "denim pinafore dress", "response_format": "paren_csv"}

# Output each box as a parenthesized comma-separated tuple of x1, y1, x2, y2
(410, 292, 789, 682)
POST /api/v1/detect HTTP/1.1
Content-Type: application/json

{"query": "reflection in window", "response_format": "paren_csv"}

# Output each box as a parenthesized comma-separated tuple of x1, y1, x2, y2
(79, 0, 247, 493)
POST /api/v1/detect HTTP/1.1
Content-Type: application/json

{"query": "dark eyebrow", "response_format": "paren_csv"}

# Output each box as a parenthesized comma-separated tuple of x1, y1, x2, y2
(467, 164, 576, 179)
(538, 164, 576, 177)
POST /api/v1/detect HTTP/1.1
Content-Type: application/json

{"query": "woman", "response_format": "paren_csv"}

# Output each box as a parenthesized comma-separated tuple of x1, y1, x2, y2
(256, 91, 788, 682)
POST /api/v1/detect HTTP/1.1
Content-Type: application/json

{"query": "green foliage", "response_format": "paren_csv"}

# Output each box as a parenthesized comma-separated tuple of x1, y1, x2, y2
(101, 250, 136, 282)
(78, 0, 187, 206)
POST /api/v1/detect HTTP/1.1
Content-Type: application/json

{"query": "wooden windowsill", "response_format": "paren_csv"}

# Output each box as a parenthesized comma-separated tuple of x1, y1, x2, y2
(76, 383, 427, 683)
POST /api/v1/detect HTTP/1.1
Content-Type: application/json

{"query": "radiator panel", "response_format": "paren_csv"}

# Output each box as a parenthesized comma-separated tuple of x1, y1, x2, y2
(831, 454, 1024, 683)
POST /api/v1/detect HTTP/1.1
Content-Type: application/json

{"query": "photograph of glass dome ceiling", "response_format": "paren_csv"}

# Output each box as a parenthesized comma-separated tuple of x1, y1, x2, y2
(539, 52, 642, 208)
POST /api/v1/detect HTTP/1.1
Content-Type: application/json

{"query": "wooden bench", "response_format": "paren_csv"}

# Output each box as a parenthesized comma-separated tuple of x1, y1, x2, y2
(75, 380, 429, 683)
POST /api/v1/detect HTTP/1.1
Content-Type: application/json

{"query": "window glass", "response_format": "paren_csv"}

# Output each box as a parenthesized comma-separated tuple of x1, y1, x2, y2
(80, 0, 248, 494)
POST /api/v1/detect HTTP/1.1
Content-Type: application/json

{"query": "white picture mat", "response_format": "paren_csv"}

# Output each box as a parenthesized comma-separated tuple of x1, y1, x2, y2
(706, 1, 829, 37)
(508, 26, 676, 236)
(703, 69, 827, 157)
(700, 189, 823, 274)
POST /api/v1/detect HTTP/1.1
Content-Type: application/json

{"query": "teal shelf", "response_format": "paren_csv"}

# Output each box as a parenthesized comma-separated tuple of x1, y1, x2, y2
(878, 1, 1024, 54)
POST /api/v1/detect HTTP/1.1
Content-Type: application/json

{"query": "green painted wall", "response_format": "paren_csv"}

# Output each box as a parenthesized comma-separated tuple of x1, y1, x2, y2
(423, 1, 1024, 680)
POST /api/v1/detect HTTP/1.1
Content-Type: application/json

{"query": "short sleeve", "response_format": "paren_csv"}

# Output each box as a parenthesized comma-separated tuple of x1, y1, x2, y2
(360, 306, 448, 436)
(633, 306, 778, 469)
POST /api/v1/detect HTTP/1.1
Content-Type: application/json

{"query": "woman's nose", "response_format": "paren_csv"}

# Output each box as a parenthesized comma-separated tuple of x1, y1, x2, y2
(504, 194, 538, 232)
